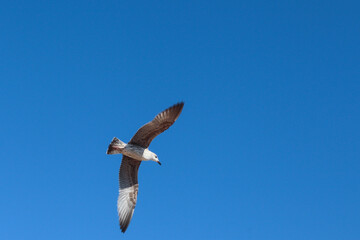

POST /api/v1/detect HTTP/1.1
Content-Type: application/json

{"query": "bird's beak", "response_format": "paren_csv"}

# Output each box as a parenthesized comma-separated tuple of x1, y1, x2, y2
(157, 160, 161, 165)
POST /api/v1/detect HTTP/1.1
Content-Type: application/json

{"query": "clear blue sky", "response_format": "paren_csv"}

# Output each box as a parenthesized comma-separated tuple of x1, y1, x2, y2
(1, 1, 359, 239)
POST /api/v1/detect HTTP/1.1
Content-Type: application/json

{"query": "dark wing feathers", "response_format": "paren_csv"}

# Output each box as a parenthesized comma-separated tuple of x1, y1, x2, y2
(129, 102, 184, 148)
(118, 156, 141, 233)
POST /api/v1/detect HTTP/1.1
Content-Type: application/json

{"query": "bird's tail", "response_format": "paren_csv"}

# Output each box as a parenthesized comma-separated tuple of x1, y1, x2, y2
(107, 137, 126, 154)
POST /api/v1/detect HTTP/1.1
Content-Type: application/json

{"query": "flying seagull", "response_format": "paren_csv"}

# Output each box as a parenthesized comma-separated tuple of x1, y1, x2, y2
(106, 102, 184, 233)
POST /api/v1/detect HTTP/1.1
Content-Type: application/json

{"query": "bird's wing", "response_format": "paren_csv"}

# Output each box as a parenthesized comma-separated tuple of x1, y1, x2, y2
(118, 156, 141, 233)
(129, 102, 184, 148)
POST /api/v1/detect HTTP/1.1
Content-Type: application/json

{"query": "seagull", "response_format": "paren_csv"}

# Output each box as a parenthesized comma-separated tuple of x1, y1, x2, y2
(106, 102, 184, 233)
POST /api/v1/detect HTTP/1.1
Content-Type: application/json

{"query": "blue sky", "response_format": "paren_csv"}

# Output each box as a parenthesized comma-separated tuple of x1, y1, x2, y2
(1, 0, 359, 239)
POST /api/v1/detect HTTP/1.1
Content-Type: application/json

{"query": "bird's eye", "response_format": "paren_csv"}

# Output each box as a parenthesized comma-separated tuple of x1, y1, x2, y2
(155, 156, 158, 158)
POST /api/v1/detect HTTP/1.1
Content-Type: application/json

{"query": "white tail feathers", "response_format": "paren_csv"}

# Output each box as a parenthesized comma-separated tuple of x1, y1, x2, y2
(107, 137, 126, 155)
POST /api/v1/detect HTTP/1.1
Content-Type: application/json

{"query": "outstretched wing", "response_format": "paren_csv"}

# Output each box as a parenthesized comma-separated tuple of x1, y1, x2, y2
(118, 156, 141, 233)
(129, 102, 184, 148)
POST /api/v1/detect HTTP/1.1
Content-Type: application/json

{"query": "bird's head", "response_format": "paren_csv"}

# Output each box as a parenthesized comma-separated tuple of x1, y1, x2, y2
(144, 149, 161, 165)
(152, 154, 161, 165)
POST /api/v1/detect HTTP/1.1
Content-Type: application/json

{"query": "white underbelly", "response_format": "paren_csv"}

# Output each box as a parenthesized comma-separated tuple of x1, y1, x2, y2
(122, 145, 146, 161)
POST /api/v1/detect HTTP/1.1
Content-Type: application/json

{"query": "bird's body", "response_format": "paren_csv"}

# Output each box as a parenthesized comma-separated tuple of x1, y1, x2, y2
(106, 102, 184, 233)
(108, 138, 158, 162)
(122, 144, 157, 162)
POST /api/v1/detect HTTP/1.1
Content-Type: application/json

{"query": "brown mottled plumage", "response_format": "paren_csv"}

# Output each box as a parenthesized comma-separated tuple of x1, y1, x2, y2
(117, 156, 140, 233)
(129, 102, 184, 148)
